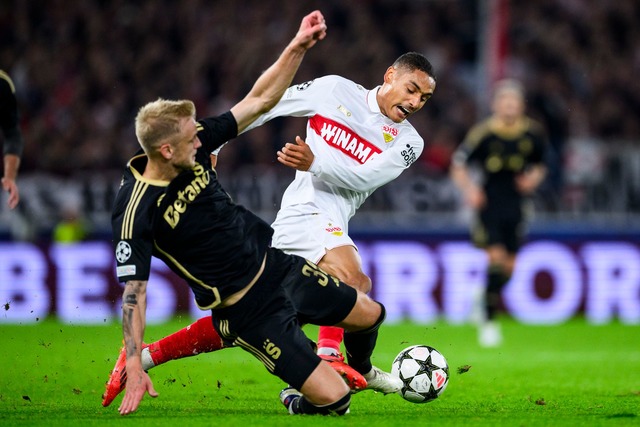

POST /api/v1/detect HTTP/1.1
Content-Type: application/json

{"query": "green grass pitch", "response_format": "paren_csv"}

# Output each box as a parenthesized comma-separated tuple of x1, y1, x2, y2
(0, 317, 638, 426)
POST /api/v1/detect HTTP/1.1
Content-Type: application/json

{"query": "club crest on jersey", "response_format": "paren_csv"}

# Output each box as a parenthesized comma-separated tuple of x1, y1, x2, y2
(309, 115, 382, 164)
(382, 124, 398, 143)
(325, 224, 344, 236)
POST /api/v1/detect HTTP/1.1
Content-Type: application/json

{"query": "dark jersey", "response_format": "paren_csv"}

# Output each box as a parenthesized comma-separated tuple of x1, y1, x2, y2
(0, 70, 24, 157)
(454, 117, 547, 219)
(112, 111, 274, 310)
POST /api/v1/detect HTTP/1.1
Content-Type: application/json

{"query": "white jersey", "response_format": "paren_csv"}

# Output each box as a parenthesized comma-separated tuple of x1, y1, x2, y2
(242, 75, 424, 261)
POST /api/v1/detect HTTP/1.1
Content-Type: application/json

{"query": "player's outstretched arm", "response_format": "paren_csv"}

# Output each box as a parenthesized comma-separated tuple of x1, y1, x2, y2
(231, 10, 327, 133)
(118, 280, 158, 415)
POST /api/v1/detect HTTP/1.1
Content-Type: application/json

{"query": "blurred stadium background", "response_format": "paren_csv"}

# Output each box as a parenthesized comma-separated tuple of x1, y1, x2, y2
(1, 0, 639, 325)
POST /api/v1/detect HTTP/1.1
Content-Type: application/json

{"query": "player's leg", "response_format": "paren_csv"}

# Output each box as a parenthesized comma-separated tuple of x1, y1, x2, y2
(485, 244, 510, 321)
(281, 362, 351, 415)
(209, 268, 352, 416)
(143, 316, 224, 367)
(102, 316, 224, 407)
(285, 252, 401, 395)
(272, 210, 370, 360)
(471, 213, 508, 347)
(476, 243, 508, 347)
(479, 219, 521, 347)
(336, 291, 402, 394)
(316, 245, 371, 359)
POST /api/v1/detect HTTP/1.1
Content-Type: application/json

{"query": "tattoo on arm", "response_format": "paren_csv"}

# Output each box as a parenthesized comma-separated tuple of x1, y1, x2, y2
(124, 293, 138, 306)
(121, 280, 147, 359)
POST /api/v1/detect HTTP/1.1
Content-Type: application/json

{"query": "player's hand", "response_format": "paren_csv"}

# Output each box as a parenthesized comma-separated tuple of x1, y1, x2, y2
(465, 185, 486, 209)
(1, 177, 19, 209)
(277, 136, 315, 172)
(292, 10, 327, 50)
(118, 366, 158, 416)
(515, 170, 543, 195)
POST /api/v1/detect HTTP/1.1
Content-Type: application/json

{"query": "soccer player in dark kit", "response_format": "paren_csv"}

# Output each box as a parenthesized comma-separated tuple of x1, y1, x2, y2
(450, 79, 548, 347)
(109, 11, 391, 416)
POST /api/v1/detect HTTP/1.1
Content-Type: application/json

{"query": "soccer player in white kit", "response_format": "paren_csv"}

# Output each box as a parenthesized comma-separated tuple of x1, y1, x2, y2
(103, 52, 436, 404)
(245, 54, 436, 391)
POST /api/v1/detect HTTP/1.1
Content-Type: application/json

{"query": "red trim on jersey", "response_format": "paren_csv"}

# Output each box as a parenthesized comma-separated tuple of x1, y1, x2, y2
(309, 114, 382, 164)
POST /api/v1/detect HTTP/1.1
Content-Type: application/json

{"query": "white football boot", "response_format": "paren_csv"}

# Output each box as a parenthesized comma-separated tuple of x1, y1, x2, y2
(362, 366, 403, 394)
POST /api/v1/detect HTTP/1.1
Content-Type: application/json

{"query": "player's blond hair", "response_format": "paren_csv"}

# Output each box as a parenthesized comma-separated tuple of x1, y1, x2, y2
(135, 98, 196, 154)
(492, 79, 525, 100)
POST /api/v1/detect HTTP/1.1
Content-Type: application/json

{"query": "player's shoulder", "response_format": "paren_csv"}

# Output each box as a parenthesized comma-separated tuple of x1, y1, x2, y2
(311, 75, 364, 92)
(525, 117, 547, 138)
(0, 70, 16, 95)
(465, 118, 493, 144)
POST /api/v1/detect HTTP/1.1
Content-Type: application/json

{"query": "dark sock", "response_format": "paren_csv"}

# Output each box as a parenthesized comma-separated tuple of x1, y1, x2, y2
(291, 393, 350, 415)
(344, 303, 386, 375)
(485, 265, 509, 320)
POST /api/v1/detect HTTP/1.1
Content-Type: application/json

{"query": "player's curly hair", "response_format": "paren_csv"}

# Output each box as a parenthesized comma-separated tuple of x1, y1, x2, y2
(393, 52, 436, 82)
(135, 98, 196, 154)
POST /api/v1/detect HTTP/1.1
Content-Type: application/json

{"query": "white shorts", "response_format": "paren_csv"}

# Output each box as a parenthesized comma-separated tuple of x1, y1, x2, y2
(271, 207, 355, 264)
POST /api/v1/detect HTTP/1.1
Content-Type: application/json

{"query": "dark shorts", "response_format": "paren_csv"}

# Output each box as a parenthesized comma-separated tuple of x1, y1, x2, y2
(471, 211, 525, 254)
(210, 247, 358, 390)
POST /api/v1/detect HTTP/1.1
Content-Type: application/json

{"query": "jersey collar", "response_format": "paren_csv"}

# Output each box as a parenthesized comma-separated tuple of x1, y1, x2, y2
(366, 86, 383, 114)
(128, 154, 170, 187)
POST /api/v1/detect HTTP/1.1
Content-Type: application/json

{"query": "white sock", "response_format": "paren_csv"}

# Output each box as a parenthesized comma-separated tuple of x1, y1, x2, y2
(317, 347, 340, 357)
(141, 347, 155, 371)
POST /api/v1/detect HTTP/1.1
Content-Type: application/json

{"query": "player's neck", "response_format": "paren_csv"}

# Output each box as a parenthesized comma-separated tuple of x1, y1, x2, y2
(143, 157, 179, 182)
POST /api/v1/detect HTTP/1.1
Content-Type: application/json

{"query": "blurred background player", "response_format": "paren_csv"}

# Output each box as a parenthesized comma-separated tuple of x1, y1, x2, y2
(450, 79, 548, 347)
(0, 70, 23, 210)
(103, 51, 436, 405)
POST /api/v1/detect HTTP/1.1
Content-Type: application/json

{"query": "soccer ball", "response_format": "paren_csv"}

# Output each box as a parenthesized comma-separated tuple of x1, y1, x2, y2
(391, 345, 449, 403)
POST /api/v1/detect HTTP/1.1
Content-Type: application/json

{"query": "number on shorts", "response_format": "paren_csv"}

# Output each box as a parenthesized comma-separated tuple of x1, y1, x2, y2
(301, 259, 339, 287)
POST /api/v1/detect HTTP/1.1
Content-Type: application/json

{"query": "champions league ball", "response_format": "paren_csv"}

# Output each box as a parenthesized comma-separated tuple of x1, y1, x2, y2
(391, 345, 449, 403)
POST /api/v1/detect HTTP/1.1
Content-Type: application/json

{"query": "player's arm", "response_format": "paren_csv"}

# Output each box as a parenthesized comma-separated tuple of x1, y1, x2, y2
(516, 123, 548, 195)
(0, 74, 24, 210)
(230, 10, 326, 133)
(450, 136, 486, 209)
(118, 279, 158, 415)
(278, 135, 424, 192)
(2, 153, 20, 209)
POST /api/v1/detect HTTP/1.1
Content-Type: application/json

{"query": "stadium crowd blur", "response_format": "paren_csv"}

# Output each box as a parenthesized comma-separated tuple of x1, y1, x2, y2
(1, 0, 640, 236)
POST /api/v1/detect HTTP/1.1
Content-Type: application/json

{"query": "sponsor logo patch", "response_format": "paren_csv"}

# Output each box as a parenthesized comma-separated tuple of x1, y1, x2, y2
(309, 115, 382, 164)
(401, 144, 417, 166)
(117, 265, 137, 277)
(325, 224, 344, 236)
(295, 80, 314, 91)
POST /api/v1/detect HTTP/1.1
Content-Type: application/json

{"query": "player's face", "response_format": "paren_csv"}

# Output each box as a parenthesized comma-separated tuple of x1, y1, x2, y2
(379, 67, 436, 123)
(492, 89, 525, 122)
(171, 117, 202, 171)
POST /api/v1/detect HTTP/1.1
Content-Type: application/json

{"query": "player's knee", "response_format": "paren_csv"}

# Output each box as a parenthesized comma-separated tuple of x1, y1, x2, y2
(360, 301, 385, 333)
(343, 271, 372, 293)
(347, 296, 385, 332)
